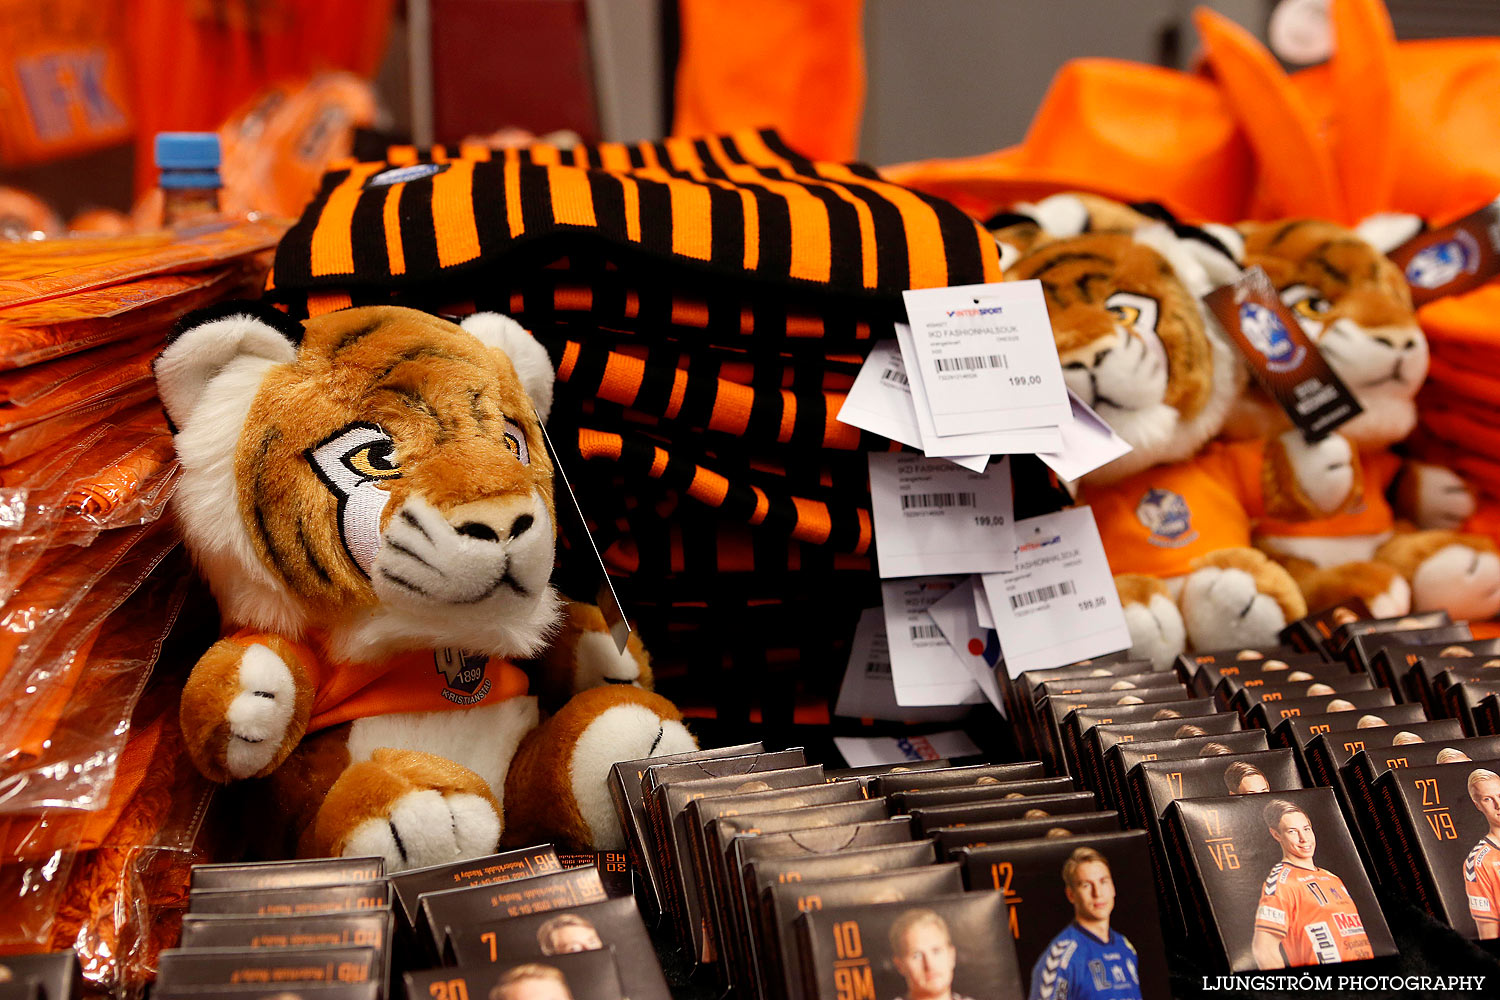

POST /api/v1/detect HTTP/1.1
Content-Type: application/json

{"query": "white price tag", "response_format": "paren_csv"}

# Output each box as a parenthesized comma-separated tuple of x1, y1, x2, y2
(1036, 390, 1134, 483)
(833, 609, 972, 723)
(925, 578, 1006, 715)
(901, 281, 1072, 437)
(882, 577, 986, 707)
(837, 341, 989, 472)
(834, 730, 982, 768)
(973, 576, 995, 629)
(895, 323, 1062, 459)
(982, 506, 1132, 672)
(869, 453, 1016, 578)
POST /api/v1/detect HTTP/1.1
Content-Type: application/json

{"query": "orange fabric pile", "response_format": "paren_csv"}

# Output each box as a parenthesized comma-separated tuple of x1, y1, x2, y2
(0, 221, 278, 993)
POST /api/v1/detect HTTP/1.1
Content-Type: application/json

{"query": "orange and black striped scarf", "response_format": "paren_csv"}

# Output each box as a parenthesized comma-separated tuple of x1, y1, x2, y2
(267, 130, 1004, 723)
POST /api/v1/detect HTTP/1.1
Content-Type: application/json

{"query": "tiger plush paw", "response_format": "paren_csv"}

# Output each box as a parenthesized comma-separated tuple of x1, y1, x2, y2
(1377, 532, 1500, 622)
(505, 685, 696, 852)
(1179, 549, 1307, 651)
(532, 601, 654, 710)
(1115, 574, 1186, 671)
(178, 636, 313, 783)
(308, 748, 502, 869)
(1399, 463, 1478, 532)
(1268, 429, 1357, 517)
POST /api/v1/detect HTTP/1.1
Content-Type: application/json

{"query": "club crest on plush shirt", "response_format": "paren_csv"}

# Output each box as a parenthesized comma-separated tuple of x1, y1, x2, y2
(1136, 488, 1197, 547)
(434, 647, 492, 704)
(1238, 302, 1305, 373)
(1406, 231, 1479, 290)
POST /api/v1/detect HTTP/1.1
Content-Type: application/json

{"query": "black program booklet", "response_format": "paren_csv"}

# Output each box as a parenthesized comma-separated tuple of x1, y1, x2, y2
(404, 950, 626, 1000)
(1090, 714, 1245, 808)
(956, 829, 1171, 1000)
(796, 892, 1022, 1000)
(933, 812, 1124, 858)
(445, 896, 668, 1000)
(1164, 788, 1394, 971)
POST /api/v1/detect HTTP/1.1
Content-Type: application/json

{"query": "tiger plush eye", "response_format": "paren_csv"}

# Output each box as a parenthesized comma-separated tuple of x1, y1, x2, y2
(1282, 284, 1331, 321)
(344, 441, 401, 480)
(502, 417, 531, 466)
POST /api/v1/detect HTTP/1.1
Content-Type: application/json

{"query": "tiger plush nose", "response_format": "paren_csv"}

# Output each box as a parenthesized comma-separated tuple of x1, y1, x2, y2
(444, 497, 536, 544)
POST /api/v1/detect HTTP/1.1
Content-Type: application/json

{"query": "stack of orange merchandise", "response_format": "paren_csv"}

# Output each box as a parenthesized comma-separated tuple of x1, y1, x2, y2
(0, 219, 281, 994)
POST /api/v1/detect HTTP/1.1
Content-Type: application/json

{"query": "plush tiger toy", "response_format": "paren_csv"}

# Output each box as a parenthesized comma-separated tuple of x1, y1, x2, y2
(156, 303, 696, 869)
(1227, 216, 1500, 623)
(991, 195, 1362, 668)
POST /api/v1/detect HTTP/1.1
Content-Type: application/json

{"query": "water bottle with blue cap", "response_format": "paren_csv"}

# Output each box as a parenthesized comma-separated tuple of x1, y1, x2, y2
(155, 132, 222, 226)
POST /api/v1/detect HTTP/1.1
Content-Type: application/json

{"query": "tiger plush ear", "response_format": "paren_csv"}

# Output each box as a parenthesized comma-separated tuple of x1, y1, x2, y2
(156, 301, 303, 429)
(459, 313, 555, 422)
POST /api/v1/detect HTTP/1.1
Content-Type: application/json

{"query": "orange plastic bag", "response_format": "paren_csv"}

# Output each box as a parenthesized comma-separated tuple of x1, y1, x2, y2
(672, 0, 865, 164)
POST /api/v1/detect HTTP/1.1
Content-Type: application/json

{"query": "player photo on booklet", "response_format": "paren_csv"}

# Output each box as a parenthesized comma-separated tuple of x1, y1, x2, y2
(1088, 715, 1245, 807)
(1340, 734, 1500, 863)
(1246, 689, 1397, 732)
(1176, 645, 1319, 685)
(870, 763, 1047, 797)
(956, 829, 1170, 1000)
(1065, 700, 1218, 789)
(909, 793, 1100, 838)
(404, 950, 626, 1000)
(933, 812, 1124, 858)
(1165, 788, 1393, 971)
(446, 897, 669, 1000)
(1278, 598, 1373, 654)
(765, 864, 965, 1000)
(1369, 760, 1500, 937)
(796, 892, 1022, 1000)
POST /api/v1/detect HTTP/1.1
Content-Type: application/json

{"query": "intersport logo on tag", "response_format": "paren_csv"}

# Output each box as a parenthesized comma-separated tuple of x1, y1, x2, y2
(946, 306, 1004, 317)
(1018, 534, 1062, 553)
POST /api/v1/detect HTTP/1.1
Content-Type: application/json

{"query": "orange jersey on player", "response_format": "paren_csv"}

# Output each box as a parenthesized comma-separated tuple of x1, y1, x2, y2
(1464, 835, 1500, 932)
(1254, 861, 1373, 966)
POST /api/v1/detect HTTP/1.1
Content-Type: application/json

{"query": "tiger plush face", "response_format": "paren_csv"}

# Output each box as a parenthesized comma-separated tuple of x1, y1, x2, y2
(1237, 219, 1428, 448)
(157, 305, 562, 662)
(1003, 226, 1242, 484)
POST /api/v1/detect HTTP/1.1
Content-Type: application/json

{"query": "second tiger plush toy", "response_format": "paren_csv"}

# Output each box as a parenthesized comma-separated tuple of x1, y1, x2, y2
(156, 303, 696, 870)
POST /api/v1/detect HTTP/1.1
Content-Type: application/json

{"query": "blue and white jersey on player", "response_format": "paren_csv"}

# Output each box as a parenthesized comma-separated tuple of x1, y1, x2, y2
(1028, 923, 1141, 1000)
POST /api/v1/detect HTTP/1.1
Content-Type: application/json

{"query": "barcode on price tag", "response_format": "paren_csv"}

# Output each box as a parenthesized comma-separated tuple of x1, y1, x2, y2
(901, 491, 977, 511)
(868, 453, 1016, 578)
(933, 354, 1008, 373)
(833, 608, 972, 722)
(880, 368, 909, 387)
(910, 624, 944, 640)
(1010, 580, 1076, 609)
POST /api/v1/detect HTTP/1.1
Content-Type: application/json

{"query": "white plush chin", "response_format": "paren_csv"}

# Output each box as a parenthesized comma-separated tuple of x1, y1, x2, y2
(1412, 546, 1500, 621)
(1122, 594, 1187, 671)
(1180, 567, 1287, 651)
(569, 708, 695, 849)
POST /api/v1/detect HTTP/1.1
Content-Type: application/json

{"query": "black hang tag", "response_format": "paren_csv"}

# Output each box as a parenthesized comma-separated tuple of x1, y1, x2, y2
(1388, 198, 1500, 305)
(536, 414, 629, 653)
(1204, 267, 1362, 442)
